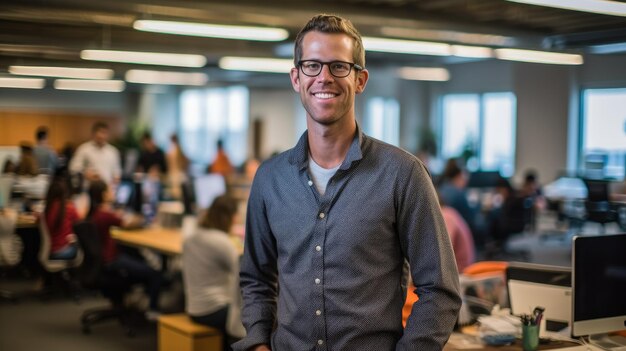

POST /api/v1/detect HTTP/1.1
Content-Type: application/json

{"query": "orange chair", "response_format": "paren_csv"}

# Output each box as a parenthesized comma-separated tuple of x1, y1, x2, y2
(462, 261, 508, 277)
(402, 285, 419, 328)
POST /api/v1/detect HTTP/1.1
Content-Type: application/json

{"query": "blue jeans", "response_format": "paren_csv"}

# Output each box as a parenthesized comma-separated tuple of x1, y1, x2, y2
(49, 244, 78, 260)
(191, 306, 235, 351)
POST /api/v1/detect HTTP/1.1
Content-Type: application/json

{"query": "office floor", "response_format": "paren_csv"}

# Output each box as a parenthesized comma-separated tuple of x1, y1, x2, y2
(0, 279, 157, 351)
(1, 212, 623, 351)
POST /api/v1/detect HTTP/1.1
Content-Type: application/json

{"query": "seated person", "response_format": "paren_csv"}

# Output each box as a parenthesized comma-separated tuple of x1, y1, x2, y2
(44, 176, 80, 259)
(438, 194, 475, 272)
(487, 178, 528, 248)
(438, 158, 484, 248)
(182, 195, 241, 351)
(16, 142, 39, 177)
(208, 139, 234, 177)
(86, 180, 163, 317)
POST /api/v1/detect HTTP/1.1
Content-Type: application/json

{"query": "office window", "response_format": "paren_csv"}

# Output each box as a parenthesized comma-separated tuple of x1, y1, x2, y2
(179, 86, 249, 167)
(441, 92, 516, 176)
(581, 88, 626, 179)
(364, 97, 400, 146)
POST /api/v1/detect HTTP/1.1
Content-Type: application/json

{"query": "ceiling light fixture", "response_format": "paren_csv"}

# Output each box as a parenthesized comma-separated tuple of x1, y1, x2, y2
(0, 77, 45, 89)
(81, 50, 206, 67)
(363, 37, 450, 56)
(507, 0, 626, 17)
(134, 20, 289, 41)
(396, 67, 450, 81)
(125, 69, 208, 86)
(451, 45, 494, 58)
(218, 56, 293, 73)
(495, 48, 584, 65)
(381, 27, 514, 46)
(9, 65, 114, 79)
(54, 79, 125, 92)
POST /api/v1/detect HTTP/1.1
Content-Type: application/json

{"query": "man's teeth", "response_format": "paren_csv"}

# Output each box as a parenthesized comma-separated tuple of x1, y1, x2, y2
(315, 93, 336, 99)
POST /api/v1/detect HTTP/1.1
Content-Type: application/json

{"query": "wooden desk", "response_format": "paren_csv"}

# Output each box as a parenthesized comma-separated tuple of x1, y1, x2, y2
(111, 226, 244, 256)
(444, 332, 580, 351)
(111, 227, 183, 256)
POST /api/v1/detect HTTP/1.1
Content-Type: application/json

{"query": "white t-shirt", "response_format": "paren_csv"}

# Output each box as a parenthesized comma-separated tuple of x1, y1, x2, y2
(182, 228, 239, 316)
(69, 141, 121, 185)
(308, 157, 340, 196)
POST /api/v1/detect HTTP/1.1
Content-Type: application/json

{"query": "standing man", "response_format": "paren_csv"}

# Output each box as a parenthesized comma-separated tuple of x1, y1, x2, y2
(137, 132, 168, 175)
(235, 14, 461, 351)
(70, 121, 121, 186)
(33, 126, 58, 175)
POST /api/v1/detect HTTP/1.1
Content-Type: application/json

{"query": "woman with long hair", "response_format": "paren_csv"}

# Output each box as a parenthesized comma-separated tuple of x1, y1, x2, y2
(44, 176, 79, 259)
(182, 195, 241, 350)
(87, 180, 162, 316)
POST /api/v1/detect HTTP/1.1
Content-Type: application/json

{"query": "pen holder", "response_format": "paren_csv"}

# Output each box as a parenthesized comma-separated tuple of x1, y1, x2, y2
(522, 324, 539, 351)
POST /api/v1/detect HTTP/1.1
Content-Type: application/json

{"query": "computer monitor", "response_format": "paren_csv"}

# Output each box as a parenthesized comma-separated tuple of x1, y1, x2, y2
(114, 180, 134, 208)
(467, 171, 502, 188)
(114, 179, 142, 214)
(506, 262, 572, 334)
(193, 174, 226, 210)
(571, 233, 626, 348)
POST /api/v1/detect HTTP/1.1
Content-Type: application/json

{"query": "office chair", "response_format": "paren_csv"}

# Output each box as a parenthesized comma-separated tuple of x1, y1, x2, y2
(582, 179, 617, 233)
(73, 221, 139, 336)
(38, 219, 83, 298)
(0, 209, 22, 302)
(484, 193, 532, 261)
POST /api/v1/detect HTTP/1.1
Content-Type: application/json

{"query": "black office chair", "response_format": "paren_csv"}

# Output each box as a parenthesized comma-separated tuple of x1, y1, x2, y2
(484, 180, 532, 261)
(582, 179, 617, 233)
(73, 221, 139, 336)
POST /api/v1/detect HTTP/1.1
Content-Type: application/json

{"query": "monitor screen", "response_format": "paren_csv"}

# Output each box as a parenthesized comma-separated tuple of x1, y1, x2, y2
(506, 262, 572, 333)
(572, 233, 626, 338)
(115, 181, 134, 208)
(193, 174, 226, 210)
(467, 171, 502, 188)
(114, 180, 142, 213)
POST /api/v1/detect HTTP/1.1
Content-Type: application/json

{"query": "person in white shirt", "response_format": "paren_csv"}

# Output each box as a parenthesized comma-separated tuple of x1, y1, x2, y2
(69, 122, 121, 186)
(182, 195, 241, 351)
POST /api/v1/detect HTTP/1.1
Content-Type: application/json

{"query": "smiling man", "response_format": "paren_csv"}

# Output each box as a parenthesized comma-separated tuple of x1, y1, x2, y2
(234, 14, 461, 351)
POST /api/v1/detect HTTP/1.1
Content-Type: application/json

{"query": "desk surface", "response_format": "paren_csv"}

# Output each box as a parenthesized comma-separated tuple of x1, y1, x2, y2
(111, 226, 244, 256)
(444, 332, 581, 351)
(111, 227, 183, 255)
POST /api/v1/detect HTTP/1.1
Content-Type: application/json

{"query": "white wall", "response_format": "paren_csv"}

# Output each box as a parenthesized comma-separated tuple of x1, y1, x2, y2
(514, 64, 574, 182)
(249, 88, 302, 159)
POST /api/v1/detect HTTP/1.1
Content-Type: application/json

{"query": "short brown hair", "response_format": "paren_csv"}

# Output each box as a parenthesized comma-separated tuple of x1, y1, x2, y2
(200, 195, 238, 233)
(294, 14, 365, 68)
(92, 121, 109, 134)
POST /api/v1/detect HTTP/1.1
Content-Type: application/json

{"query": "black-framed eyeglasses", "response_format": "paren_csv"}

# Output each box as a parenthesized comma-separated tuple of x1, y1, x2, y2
(297, 60, 363, 78)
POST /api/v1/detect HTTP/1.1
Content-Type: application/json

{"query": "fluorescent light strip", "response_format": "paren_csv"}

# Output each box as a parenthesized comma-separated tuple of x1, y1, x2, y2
(495, 48, 583, 65)
(218, 56, 293, 73)
(54, 79, 125, 92)
(363, 37, 450, 56)
(0, 77, 45, 89)
(381, 27, 514, 46)
(81, 50, 206, 67)
(125, 69, 208, 86)
(134, 20, 289, 41)
(9, 66, 114, 79)
(507, 0, 626, 17)
(397, 67, 450, 81)
(451, 45, 494, 58)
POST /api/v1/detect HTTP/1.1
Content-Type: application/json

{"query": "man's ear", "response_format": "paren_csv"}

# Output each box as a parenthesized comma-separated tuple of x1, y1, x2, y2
(355, 69, 369, 94)
(289, 67, 300, 93)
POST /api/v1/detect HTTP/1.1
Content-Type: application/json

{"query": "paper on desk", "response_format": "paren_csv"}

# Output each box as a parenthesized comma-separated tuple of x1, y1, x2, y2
(447, 333, 484, 349)
(478, 314, 521, 336)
